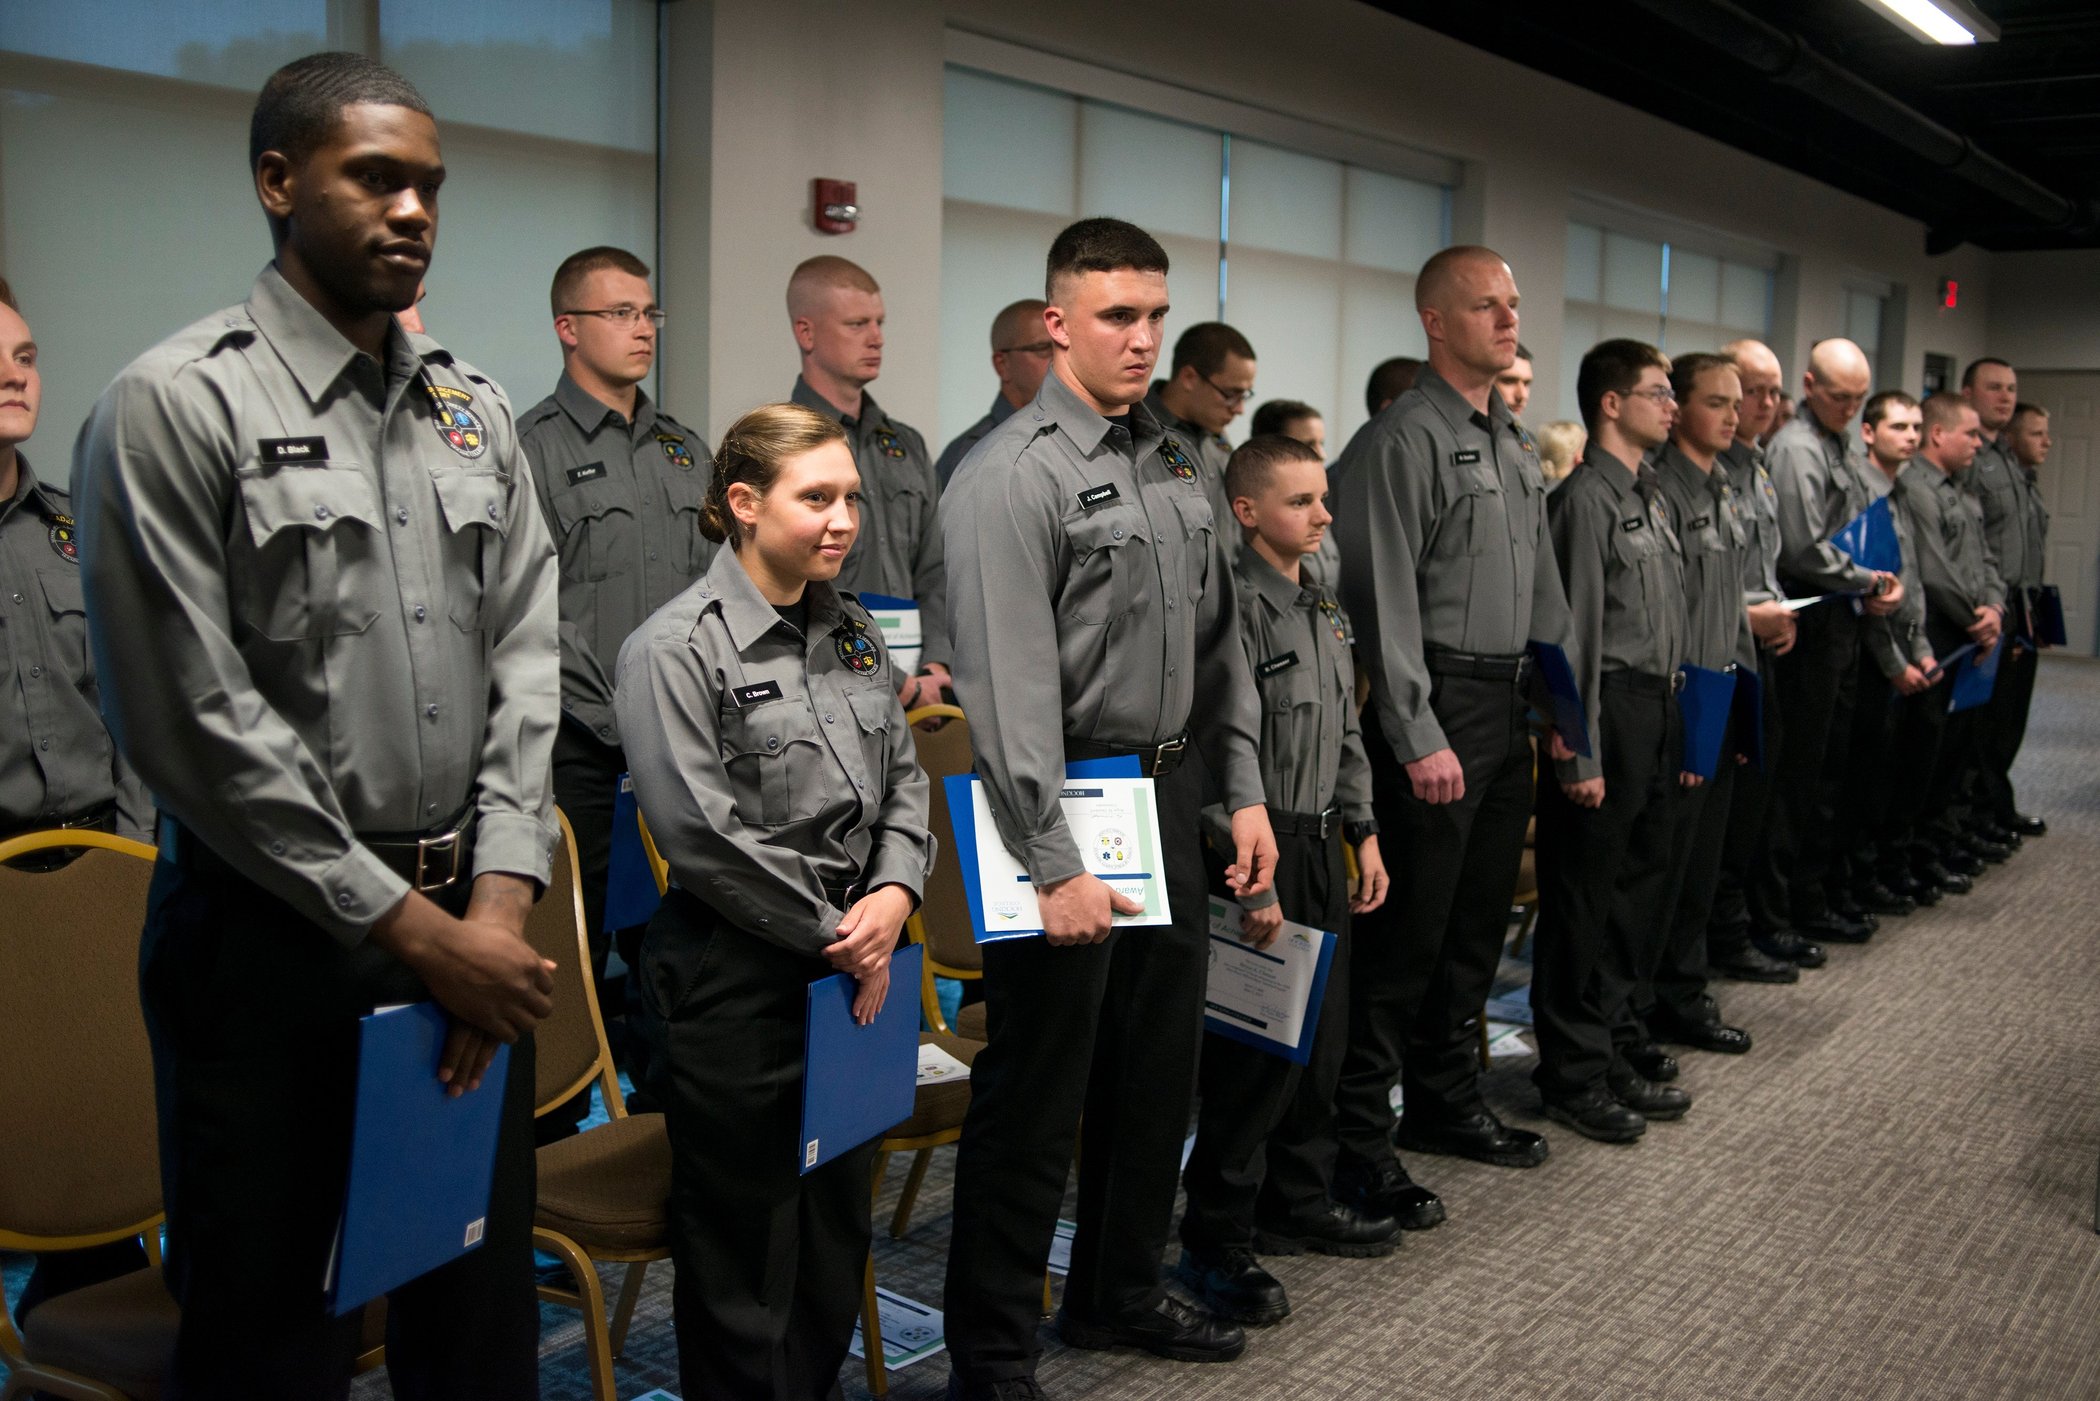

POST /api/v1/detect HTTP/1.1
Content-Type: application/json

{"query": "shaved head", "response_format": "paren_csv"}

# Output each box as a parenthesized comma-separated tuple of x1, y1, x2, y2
(1806, 338, 1871, 389)
(1416, 245, 1511, 313)
(990, 298, 1047, 350)
(786, 255, 880, 319)
(1723, 338, 1785, 442)
(1722, 338, 1781, 382)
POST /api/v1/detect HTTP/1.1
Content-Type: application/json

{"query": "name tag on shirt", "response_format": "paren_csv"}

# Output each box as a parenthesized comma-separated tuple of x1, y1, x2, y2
(731, 680, 783, 707)
(1622, 517, 1645, 532)
(1690, 514, 1712, 529)
(1076, 482, 1121, 510)
(567, 462, 608, 486)
(1256, 651, 1300, 678)
(258, 436, 328, 465)
(1452, 449, 1482, 466)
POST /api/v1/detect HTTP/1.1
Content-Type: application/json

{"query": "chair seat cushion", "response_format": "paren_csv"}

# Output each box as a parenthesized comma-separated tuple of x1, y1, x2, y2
(954, 999, 987, 1041)
(884, 1033, 985, 1142)
(535, 1111, 671, 1252)
(21, 1264, 176, 1401)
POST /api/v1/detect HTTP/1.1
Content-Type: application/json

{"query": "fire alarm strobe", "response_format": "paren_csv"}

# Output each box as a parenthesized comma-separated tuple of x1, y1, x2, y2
(814, 179, 859, 234)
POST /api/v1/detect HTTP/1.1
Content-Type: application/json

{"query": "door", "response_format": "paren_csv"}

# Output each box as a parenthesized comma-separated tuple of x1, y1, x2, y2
(2018, 371, 2100, 657)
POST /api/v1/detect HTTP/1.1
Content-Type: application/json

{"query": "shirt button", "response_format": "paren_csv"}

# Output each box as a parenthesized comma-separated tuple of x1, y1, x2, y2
(396, 507, 410, 525)
(597, 725, 610, 737)
(9, 593, 19, 604)
(1166, 598, 1175, 610)
(766, 736, 780, 750)
(414, 605, 427, 622)
(315, 504, 331, 521)
(39, 738, 49, 750)
(486, 503, 500, 520)
(648, 550, 658, 561)
(28, 666, 39, 678)
(1156, 533, 1166, 543)
(428, 802, 438, 814)
(336, 892, 353, 909)
(562, 698, 573, 711)
(825, 713, 836, 724)
(271, 840, 286, 855)
(1111, 527, 1125, 540)
(426, 703, 439, 718)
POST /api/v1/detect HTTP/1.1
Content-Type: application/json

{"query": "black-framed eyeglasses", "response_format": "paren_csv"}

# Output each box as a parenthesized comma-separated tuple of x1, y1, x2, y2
(1621, 386, 1676, 406)
(1202, 371, 1255, 407)
(562, 306, 667, 328)
(997, 340, 1055, 356)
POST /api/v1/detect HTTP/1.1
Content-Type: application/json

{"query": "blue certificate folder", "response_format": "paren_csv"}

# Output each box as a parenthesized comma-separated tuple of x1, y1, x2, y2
(1526, 640, 1592, 759)
(1948, 641, 2002, 713)
(800, 944, 922, 1175)
(2032, 586, 2068, 648)
(943, 756, 1142, 943)
(603, 773, 663, 934)
(1832, 495, 1902, 576)
(1677, 664, 1737, 779)
(326, 1002, 510, 1316)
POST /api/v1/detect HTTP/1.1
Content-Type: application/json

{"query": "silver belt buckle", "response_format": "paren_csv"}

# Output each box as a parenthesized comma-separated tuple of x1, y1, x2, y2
(413, 825, 466, 891)
(1318, 807, 1337, 839)
(1671, 671, 1687, 695)
(1150, 736, 1188, 776)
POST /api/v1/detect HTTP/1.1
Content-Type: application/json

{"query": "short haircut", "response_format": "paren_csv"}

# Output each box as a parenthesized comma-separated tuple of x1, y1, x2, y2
(701, 403, 850, 547)
(1961, 356, 2013, 389)
(250, 52, 430, 174)
(1365, 356, 1422, 417)
(2012, 401, 2049, 426)
(1415, 245, 1506, 312)
(1250, 399, 1320, 438)
(550, 246, 651, 319)
(787, 256, 880, 319)
(1921, 392, 1976, 437)
(1863, 389, 1920, 428)
(0, 275, 14, 313)
(1577, 339, 1670, 430)
(1224, 433, 1324, 504)
(1171, 322, 1256, 378)
(1045, 218, 1168, 301)
(990, 298, 1048, 351)
(1512, 342, 1534, 364)
(1536, 420, 1585, 476)
(1668, 352, 1736, 404)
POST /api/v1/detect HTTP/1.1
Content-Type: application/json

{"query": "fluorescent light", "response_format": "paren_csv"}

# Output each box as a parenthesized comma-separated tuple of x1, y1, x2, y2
(1859, 0, 2001, 45)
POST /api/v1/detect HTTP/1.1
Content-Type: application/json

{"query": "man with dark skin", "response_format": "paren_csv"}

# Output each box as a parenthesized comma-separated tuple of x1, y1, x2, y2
(75, 53, 558, 1396)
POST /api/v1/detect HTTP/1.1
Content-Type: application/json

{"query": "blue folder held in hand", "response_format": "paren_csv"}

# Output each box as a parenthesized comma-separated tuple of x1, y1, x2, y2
(327, 1002, 510, 1315)
(1526, 640, 1591, 759)
(603, 773, 663, 934)
(2032, 585, 2068, 648)
(800, 944, 923, 1175)
(1677, 664, 1736, 779)
(1948, 641, 2001, 714)
(1831, 495, 1901, 576)
(1730, 667, 1765, 772)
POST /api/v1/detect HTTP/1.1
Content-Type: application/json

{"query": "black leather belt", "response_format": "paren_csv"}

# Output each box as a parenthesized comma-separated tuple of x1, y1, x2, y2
(166, 805, 477, 894)
(1601, 669, 1684, 698)
(1065, 733, 1191, 778)
(0, 802, 115, 845)
(1269, 806, 1339, 839)
(1424, 647, 1532, 683)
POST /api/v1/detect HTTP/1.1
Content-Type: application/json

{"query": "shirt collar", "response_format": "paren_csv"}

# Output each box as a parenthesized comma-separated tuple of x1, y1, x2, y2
(987, 393, 1020, 429)
(247, 262, 427, 406)
(1415, 366, 1516, 439)
(1658, 441, 1724, 496)
(1235, 547, 1313, 616)
(554, 371, 656, 436)
(3, 453, 65, 525)
(1036, 368, 1163, 460)
(792, 375, 888, 435)
(1583, 444, 1646, 503)
(702, 545, 847, 654)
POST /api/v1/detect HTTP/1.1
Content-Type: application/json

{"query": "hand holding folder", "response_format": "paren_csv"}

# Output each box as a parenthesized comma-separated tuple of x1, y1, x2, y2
(1527, 640, 1592, 759)
(1832, 495, 1902, 577)
(801, 944, 923, 1173)
(1677, 664, 1737, 779)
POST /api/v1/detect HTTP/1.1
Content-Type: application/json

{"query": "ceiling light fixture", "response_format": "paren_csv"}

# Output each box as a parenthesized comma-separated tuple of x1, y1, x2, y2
(1858, 0, 2001, 45)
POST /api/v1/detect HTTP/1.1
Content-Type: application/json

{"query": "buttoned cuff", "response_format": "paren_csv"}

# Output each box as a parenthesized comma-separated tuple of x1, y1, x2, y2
(1387, 712, 1452, 766)
(1020, 825, 1085, 889)
(472, 810, 556, 890)
(1557, 754, 1602, 785)
(1983, 586, 2007, 610)
(862, 847, 928, 910)
(320, 844, 412, 947)
(559, 694, 621, 749)
(1343, 799, 1376, 826)
(1217, 757, 1266, 817)
(1238, 886, 1280, 912)
(917, 633, 953, 671)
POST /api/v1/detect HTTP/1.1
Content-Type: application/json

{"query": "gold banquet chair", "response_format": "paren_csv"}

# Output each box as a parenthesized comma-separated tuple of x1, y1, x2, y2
(529, 811, 672, 1401)
(904, 703, 987, 1042)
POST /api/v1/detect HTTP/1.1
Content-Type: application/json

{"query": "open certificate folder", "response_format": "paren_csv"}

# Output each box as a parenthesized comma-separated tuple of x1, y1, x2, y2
(943, 761, 1173, 942)
(859, 593, 923, 675)
(1201, 897, 1338, 1066)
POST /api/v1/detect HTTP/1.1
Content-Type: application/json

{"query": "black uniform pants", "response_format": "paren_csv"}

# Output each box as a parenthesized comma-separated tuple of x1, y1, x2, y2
(1181, 828, 1350, 1250)
(1532, 676, 1681, 1101)
(1974, 639, 2039, 822)
(1763, 599, 1860, 923)
(139, 860, 538, 1401)
(943, 755, 1207, 1386)
(1840, 659, 1900, 886)
(1334, 673, 1533, 1156)
(1646, 717, 1737, 1027)
(637, 888, 874, 1401)
(1709, 655, 1786, 944)
(548, 723, 646, 1136)
(1886, 680, 1951, 864)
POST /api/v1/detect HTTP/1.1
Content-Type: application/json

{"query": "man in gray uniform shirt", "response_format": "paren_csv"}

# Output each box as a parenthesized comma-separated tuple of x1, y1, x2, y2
(1146, 321, 1258, 549)
(1332, 247, 1576, 1205)
(73, 53, 558, 1396)
(786, 255, 950, 709)
(520, 244, 709, 1117)
(936, 297, 1051, 489)
(942, 217, 1276, 1400)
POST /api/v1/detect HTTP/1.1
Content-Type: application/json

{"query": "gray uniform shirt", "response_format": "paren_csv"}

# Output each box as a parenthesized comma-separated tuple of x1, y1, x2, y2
(1766, 405, 1878, 596)
(1145, 389, 1238, 565)
(615, 547, 932, 955)
(1332, 368, 1573, 765)
(1656, 444, 1755, 673)
(943, 369, 1264, 887)
(1861, 463, 1930, 678)
(520, 373, 713, 749)
(789, 377, 948, 670)
(1548, 447, 1688, 783)
(0, 455, 150, 837)
(935, 393, 1017, 490)
(1965, 432, 2047, 593)
(1720, 438, 1784, 606)
(1894, 459, 2006, 651)
(73, 264, 560, 944)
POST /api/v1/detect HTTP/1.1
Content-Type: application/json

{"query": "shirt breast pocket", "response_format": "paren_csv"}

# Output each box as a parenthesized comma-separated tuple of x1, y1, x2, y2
(1171, 493, 1216, 602)
(548, 475, 631, 583)
(430, 469, 514, 632)
(846, 684, 898, 791)
(233, 463, 385, 642)
(1443, 465, 1503, 558)
(36, 566, 91, 686)
(1061, 505, 1144, 624)
(660, 473, 709, 576)
(1611, 520, 1660, 571)
(719, 697, 825, 827)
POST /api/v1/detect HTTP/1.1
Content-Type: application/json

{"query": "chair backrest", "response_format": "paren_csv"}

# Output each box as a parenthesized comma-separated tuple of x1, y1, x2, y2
(0, 832, 164, 1248)
(637, 811, 670, 896)
(527, 811, 625, 1120)
(905, 704, 982, 979)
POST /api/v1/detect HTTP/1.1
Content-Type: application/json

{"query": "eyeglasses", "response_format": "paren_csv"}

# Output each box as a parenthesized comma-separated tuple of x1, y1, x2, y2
(997, 340, 1054, 356)
(1621, 386, 1677, 406)
(561, 306, 667, 328)
(1202, 371, 1255, 407)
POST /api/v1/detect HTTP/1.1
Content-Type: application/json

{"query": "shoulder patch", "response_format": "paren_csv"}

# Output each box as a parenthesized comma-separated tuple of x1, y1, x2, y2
(1159, 437, 1198, 483)
(657, 433, 696, 470)
(425, 383, 487, 459)
(833, 614, 881, 675)
(872, 428, 909, 460)
(48, 513, 79, 563)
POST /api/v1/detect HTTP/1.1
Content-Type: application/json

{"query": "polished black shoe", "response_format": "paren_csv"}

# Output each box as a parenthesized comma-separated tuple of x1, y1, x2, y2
(1918, 860, 1973, 895)
(1543, 1087, 1645, 1143)
(947, 1374, 1046, 1401)
(1057, 1294, 1246, 1363)
(1394, 1110, 1550, 1169)
(2006, 811, 2047, 837)
(1907, 878, 1944, 907)
(1961, 833, 2012, 864)
(1606, 1062, 1692, 1121)
(1331, 1155, 1446, 1231)
(1254, 1200, 1403, 1257)
(1935, 844, 1985, 877)
(1829, 889, 1871, 922)
(1853, 881, 1916, 916)
(1712, 942, 1800, 984)
(1175, 1247, 1291, 1326)
(1798, 911, 1872, 944)
(1653, 997, 1753, 1055)
(1758, 929, 1827, 968)
(1974, 821, 2020, 849)
(1623, 1040, 1680, 1083)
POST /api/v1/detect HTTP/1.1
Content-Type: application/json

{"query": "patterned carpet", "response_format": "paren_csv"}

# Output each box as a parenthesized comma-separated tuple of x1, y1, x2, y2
(12, 660, 2096, 1400)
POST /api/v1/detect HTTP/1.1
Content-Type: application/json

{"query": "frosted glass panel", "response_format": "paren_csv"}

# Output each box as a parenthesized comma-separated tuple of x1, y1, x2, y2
(1602, 232, 1664, 315)
(384, 0, 656, 152)
(1847, 291, 1883, 350)
(1565, 223, 1603, 303)
(1562, 305, 1602, 420)
(1229, 140, 1342, 260)
(1156, 233, 1223, 368)
(1221, 250, 1342, 445)
(1668, 250, 1719, 325)
(1080, 104, 1220, 242)
(1346, 168, 1446, 275)
(1338, 267, 1425, 447)
(944, 68, 1077, 218)
(0, 0, 324, 86)
(1720, 261, 1770, 333)
(938, 202, 1067, 451)
(1601, 306, 1665, 345)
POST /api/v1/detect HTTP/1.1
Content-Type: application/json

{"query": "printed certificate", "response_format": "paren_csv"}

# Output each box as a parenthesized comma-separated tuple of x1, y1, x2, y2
(1201, 897, 1338, 1066)
(860, 593, 922, 675)
(944, 769, 1172, 942)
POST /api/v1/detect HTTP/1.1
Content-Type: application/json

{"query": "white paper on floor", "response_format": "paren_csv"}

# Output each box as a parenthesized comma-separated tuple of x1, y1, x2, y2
(630, 1390, 680, 1400)
(917, 1042, 971, 1086)
(1485, 1022, 1534, 1060)
(1047, 1218, 1075, 1275)
(847, 1287, 946, 1370)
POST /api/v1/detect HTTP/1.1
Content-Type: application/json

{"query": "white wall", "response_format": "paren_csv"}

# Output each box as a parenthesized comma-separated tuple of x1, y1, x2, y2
(1988, 251, 2100, 373)
(666, 0, 2001, 440)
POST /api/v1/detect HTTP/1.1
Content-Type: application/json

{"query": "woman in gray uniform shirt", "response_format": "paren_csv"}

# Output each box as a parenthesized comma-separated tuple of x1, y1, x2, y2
(615, 402, 935, 1400)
